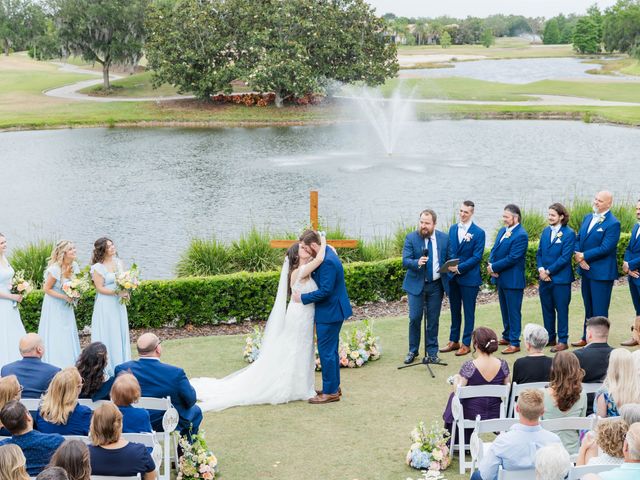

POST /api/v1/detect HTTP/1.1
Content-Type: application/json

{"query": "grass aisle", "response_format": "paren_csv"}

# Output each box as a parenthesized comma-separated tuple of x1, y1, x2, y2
(157, 286, 636, 479)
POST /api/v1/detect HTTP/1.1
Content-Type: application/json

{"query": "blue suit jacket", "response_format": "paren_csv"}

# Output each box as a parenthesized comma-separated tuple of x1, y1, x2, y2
(114, 358, 198, 431)
(402, 229, 449, 295)
(301, 248, 352, 323)
(447, 222, 485, 287)
(489, 224, 529, 289)
(624, 224, 640, 285)
(576, 212, 621, 281)
(536, 225, 576, 285)
(0, 358, 60, 399)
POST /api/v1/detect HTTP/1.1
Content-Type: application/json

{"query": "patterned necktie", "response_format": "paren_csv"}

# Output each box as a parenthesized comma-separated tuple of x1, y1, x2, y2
(426, 237, 433, 282)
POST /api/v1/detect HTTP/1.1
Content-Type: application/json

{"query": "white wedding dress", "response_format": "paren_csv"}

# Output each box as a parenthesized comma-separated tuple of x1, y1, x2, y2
(190, 259, 316, 412)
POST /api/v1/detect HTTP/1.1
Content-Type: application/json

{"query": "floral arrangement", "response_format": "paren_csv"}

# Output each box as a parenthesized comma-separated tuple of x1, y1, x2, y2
(338, 319, 381, 368)
(11, 270, 33, 297)
(177, 432, 218, 480)
(406, 421, 451, 472)
(243, 326, 263, 363)
(115, 263, 140, 305)
(62, 275, 91, 308)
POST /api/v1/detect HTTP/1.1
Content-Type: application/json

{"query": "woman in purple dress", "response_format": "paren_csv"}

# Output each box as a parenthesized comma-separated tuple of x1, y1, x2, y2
(443, 327, 510, 443)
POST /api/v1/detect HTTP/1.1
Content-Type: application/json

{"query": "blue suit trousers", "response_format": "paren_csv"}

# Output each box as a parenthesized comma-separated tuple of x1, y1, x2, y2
(408, 281, 444, 357)
(498, 286, 523, 347)
(539, 282, 571, 344)
(448, 279, 479, 347)
(630, 281, 640, 316)
(316, 321, 343, 395)
(580, 277, 614, 339)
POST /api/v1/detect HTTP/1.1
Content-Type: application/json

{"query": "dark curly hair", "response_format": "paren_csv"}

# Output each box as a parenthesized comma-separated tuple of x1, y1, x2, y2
(286, 243, 300, 295)
(91, 237, 113, 265)
(75, 342, 108, 398)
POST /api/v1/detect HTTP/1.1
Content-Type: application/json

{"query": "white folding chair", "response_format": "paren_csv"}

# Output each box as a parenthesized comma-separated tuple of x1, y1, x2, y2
(91, 476, 141, 480)
(469, 415, 519, 472)
(567, 463, 619, 480)
(19, 398, 41, 411)
(77, 398, 108, 410)
(123, 432, 163, 471)
(541, 416, 597, 434)
(133, 397, 178, 480)
(498, 466, 537, 480)
(507, 382, 548, 417)
(450, 383, 511, 474)
(62, 435, 91, 444)
(581, 383, 604, 395)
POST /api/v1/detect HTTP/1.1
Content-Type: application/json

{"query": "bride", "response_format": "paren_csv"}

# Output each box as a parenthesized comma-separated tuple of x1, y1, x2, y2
(190, 234, 328, 412)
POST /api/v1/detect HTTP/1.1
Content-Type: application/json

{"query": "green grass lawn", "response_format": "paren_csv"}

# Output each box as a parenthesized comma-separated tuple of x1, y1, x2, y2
(155, 285, 637, 480)
(78, 71, 183, 98)
(398, 39, 576, 60)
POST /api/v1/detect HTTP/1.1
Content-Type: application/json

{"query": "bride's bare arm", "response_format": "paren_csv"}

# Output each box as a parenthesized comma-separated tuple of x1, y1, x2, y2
(289, 267, 299, 290)
(299, 235, 327, 278)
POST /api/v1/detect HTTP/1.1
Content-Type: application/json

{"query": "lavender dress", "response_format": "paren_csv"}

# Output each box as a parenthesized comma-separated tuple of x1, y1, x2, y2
(443, 359, 510, 443)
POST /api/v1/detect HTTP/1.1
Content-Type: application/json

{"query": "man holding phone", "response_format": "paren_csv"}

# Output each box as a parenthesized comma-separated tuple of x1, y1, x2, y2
(402, 209, 450, 365)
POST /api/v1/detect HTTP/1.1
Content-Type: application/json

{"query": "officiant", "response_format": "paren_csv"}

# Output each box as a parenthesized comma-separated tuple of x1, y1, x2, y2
(401, 209, 450, 365)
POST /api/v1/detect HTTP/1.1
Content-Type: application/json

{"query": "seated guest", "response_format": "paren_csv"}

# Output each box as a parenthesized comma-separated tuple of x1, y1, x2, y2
(0, 401, 64, 475)
(443, 327, 510, 444)
(512, 323, 552, 385)
(596, 349, 640, 418)
(48, 439, 91, 480)
(76, 342, 114, 402)
(88, 403, 156, 480)
(1, 334, 60, 399)
(0, 375, 21, 436)
(620, 404, 640, 426)
(535, 444, 571, 480)
(111, 373, 152, 433)
(35, 368, 92, 436)
(115, 333, 202, 438)
(573, 316, 613, 415)
(577, 418, 627, 467)
(595, 422, 640, 480)
(471, 389, 562, 480)
(36, 467, 69, 480)
(542, 351, 587, 454)
(0, 444, 29, 480)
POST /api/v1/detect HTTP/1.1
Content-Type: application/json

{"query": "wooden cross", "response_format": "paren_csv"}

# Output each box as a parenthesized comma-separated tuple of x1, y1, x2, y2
(269, 191, 359, 249)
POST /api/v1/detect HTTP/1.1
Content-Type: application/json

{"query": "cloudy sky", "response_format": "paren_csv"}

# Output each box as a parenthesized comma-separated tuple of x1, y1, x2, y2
(366, 0, 619, 18)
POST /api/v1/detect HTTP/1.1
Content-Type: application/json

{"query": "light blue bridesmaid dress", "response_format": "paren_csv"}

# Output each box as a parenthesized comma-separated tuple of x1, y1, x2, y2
(0, 261, 27, 370)
(38, 262, 81, 368)
(90, 262, 131, 377)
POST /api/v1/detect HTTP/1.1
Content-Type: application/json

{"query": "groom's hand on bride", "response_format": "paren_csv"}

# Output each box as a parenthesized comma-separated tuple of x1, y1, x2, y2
(292, 291, 302, 303)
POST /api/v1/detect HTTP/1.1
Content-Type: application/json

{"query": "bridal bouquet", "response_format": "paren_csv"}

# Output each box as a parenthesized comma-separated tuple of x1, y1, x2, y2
(10, 271, 33, 308)
(406, 421, 451, 472)
(177, 432, 218, 480)
(338, 319, 381, 368)
(62, 275, 91, 308)
(243, 326, 263, 363)
(115, 264, 140, 305)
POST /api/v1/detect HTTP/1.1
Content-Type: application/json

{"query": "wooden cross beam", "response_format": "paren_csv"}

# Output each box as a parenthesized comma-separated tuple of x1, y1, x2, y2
(270, 191, 359, 249)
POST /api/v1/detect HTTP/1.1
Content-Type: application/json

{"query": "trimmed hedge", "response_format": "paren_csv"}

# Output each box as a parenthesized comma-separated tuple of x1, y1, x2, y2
(17, 234, 632, 331)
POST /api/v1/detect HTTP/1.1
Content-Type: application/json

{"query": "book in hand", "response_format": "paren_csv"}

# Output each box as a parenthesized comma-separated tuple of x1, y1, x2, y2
(439, 258, 460, 273)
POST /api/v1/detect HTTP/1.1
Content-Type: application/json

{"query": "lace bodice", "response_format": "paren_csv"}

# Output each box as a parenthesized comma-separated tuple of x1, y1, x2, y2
(293, 264, 317, 294)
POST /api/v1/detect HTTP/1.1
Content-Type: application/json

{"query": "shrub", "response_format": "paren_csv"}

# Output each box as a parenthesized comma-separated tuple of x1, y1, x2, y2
(230, 228, 284, 272)
(176, 237, 232, 277)
(8, 240, 55, 289)
(519, 207, 547, 242)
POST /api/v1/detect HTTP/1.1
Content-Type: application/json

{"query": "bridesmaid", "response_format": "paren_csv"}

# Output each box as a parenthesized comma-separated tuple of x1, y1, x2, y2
(90, 237, 131, 377)
(0, 233, 27, 370)
(38, 240, 81, 368)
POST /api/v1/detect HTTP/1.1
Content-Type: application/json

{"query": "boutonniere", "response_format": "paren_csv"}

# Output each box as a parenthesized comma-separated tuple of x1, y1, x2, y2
(598, 216, 605, 224)
(464, 233, 473, 242)
(504, 231, 512, 239)
(556, 231, 563, 238)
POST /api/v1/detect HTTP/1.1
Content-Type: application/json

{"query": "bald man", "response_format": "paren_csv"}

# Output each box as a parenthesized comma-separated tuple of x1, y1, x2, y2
(1, 334, 60, 398)
(114, 333, 202, 439)
(572, 191, 621, 347)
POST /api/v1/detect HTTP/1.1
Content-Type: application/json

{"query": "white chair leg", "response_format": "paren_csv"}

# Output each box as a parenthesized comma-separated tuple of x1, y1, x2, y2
(458, 423, 466, 474)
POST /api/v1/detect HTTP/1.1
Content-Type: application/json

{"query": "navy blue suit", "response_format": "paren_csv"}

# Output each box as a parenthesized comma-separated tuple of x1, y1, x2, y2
(114, 358, 202, 437)
(489, 224, 529, 347)
(1, 357, 60, 399)
(536, 225, 576, 344)
(301, 248, 352, 395)
(447, 223, 485, 347)
(624, 223, 640, 315)
(576, 212, 621, 339)
(402, 230, 449, 357)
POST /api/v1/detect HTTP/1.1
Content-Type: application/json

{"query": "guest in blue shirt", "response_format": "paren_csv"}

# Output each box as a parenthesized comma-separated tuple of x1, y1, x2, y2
(110, 373, 152, 433)
(0, 375, 22, 436)
(1, 334, 60, 399)
(471, 389, 562, 480)
(35, 368, 92, 436)
(0, 401, 64, 475)
(598, 423, 640, 480)
(88, 402, 156, 479)
(76, 342, 114, 402)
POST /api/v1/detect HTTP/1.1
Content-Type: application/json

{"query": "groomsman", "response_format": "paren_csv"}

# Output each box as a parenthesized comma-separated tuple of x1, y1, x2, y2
(488, 204, 528, 354)
(440, 200, 485, 357)
(621, 198, 640, 347)
(402, 209, 449, 365)
(536, 203, 576, 352)
(572, 191, 621, 347)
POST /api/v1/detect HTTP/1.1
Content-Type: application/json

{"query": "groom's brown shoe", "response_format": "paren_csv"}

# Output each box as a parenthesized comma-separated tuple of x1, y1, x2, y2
(315, 387, 342, 397)
(308, 393, 340, 404)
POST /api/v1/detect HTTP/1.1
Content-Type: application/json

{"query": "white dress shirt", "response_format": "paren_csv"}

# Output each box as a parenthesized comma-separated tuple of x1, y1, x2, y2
(550, 225, 561, 242)
(424, 235, 441, 281)
(457, 221, 473, 244)
(499, 224, 518, 243)
(588, 210, 609, 233)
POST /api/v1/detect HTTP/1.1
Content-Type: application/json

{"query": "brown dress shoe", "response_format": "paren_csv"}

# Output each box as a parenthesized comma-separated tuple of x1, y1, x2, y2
(501, 345, 521, 354)
(315, 387, 342, 397)
(308, 393, 340, 404)
(439, 342, 460, 353)
(550, 343, 568, 353)
(621, 338, 639, 347)
(498, 338, 510, 346)
(571, 339, 587, 347)
(547, 340, 557, 347)
(455, 345, 471, 356)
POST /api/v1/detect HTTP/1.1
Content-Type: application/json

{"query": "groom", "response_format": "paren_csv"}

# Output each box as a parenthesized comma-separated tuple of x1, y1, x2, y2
(292, 229, 352, 404)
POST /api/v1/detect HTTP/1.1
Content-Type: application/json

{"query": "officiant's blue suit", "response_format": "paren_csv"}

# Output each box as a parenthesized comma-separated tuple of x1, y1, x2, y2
(576, 211, 621, 340)
(536, 225, 576, 345)
(447, 223, 485, 347)
(625, 223, 640, 315)
(402, 229, 449, 358)
(301, 248, 352, 395)
(489, 224, 528, 347)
